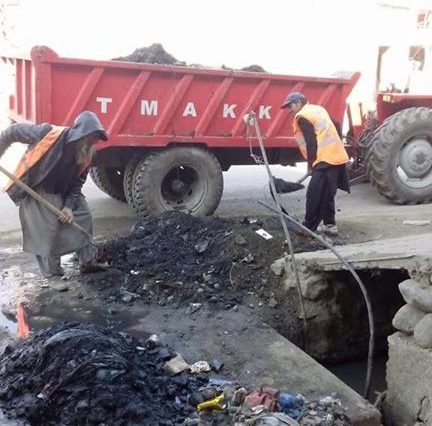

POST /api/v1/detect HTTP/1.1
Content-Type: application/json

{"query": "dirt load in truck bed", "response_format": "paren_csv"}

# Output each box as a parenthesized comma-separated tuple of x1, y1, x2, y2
(113, 42, 267, 72)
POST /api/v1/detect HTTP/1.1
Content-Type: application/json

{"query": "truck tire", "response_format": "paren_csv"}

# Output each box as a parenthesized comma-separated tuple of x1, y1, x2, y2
(133, 147, 223, 217)
(367, 107, 432, 204)
(89, 166, 126, 202)
(123, 155, 144, 212)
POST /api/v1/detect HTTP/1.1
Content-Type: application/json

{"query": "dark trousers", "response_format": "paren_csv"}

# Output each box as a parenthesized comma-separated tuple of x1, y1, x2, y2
(303, 166, 339, 231)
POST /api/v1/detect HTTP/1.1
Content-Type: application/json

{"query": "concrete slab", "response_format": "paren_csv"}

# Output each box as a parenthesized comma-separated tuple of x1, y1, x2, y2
(275, 233, 432, 272)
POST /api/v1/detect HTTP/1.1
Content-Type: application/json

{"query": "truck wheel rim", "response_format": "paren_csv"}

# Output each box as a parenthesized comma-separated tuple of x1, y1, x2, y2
(397, 137, 432, 188)
(160, 165, 206, 211)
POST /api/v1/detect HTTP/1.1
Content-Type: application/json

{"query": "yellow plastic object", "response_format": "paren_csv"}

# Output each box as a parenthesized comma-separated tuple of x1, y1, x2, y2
(197, 393, 225, 412)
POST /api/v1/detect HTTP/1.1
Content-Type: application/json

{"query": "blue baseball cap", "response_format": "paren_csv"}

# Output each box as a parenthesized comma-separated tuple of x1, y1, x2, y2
(281, 92, 307, 109)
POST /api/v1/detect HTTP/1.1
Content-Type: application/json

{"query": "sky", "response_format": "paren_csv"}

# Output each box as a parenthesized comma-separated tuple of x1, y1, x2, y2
(1, 0, 379, 76)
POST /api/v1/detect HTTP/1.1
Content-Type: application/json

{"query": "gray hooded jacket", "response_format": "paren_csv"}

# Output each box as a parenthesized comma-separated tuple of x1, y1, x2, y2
(0, 111, 108, 206)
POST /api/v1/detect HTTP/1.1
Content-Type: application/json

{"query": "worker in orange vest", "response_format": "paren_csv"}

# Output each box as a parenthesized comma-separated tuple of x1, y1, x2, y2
(281, 92, 350, 235)
(0, 111, 109, 277)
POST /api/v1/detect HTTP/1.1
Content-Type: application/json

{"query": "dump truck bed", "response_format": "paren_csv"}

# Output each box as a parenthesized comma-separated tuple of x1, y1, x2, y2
(2, 46, 360, 152)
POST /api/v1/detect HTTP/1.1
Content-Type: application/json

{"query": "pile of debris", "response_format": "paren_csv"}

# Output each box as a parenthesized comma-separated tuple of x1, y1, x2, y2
(113, 42, 267, 72)
(84, 211, 320, 309)
(113, 43, 185, 65)
(0, 323, 351, 425)
(0, 322, 204, 425)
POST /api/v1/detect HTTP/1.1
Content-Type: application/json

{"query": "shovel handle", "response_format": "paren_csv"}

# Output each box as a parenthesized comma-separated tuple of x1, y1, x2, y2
(0, 164, 92, 240)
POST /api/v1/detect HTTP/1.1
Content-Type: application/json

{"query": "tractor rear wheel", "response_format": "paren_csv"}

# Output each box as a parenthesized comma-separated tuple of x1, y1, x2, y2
(89, 166, 126, 202)
(367, 107, 432, 204)
(133, 147, 223, 217)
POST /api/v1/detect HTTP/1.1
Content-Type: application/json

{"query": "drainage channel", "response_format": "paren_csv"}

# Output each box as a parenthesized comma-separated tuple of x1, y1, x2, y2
(268, 266, 409, 401)
(273, 232, 432, 402)
(324, 268, 409, 398)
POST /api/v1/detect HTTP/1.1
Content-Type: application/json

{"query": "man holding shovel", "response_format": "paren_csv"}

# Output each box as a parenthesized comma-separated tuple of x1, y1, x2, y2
(281, 92, 350, 235)
(0, 111, 108, 278)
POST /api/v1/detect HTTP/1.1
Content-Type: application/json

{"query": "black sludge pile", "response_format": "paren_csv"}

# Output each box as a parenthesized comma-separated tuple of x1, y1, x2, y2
(113, 42, 184, 65)
(113, 42, 267, 72)
(85, 211, 318, 307)
(0, 323, 208, 425)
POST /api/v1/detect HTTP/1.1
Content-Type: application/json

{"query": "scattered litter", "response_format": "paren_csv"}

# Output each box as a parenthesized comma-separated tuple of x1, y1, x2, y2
(197, 393, 225, 412)
(145, 333, 161, 347)
(245, 387, 279, 411)
(189, 360, 211, 374)
(256, 229, 273, 240)
(209, 358, 224, 373)
(163, 353, 190, 375)
(189, 303, 203, 315)
(278, 393, 304, 420)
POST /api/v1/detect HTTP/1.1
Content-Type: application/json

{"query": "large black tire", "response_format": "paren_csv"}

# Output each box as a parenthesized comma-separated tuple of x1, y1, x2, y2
(367, 107, 432, 204)
(89, 166, 126, 202)
(133, 147, 223, 217)
(123, 155, 144, 212)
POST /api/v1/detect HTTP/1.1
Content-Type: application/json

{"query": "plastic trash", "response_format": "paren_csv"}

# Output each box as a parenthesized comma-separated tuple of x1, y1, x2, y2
(278, 393, 304, 420)
(197, 393, 225, 412)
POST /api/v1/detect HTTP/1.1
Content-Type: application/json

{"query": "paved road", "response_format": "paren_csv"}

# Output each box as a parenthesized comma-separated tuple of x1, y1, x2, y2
(1, 162, 432, 243)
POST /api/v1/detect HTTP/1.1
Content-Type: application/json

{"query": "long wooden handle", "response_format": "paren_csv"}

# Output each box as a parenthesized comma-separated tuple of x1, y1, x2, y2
(0, 164, 92, 240)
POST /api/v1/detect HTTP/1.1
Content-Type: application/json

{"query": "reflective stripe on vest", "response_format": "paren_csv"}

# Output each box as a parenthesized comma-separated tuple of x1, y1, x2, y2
(293, 104, 348, 167)
(4, 126, 67, 191)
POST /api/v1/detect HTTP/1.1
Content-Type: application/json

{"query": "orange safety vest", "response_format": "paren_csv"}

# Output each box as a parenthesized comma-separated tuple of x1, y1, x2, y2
(4, 126, 92, 191)
(293, 104, 348, 167)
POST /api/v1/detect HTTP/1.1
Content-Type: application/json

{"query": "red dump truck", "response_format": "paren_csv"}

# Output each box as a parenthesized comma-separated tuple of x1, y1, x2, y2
(2, 46, 432, 215)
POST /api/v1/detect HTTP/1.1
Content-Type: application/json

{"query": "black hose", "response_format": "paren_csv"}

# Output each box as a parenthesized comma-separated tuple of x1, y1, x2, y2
(258, 200, 375, 400)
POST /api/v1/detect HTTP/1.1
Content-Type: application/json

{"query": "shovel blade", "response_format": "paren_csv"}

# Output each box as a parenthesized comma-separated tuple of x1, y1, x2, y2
(273, 177, 305, 194)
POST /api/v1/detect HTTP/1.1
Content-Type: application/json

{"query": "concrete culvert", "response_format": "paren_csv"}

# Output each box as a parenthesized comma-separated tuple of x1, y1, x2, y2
(275, 267, 409, 363)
